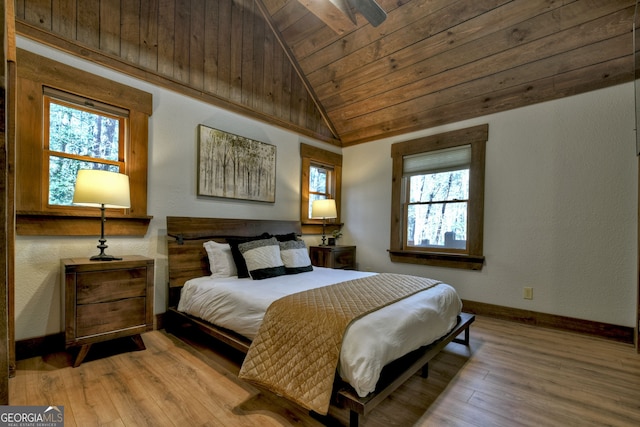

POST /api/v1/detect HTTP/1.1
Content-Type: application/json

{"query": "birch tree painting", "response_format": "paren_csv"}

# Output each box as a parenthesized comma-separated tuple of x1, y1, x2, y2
(198, 125, 276, 202)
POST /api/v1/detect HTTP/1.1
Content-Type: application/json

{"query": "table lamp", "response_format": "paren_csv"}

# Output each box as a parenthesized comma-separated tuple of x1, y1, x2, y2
(73, 169, 131, 261)
(311, 199, 337, 246)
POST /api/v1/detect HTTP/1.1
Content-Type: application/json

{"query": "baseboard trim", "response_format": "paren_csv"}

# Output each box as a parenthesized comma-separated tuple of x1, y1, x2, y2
(16, 313, 166, 361)
(462, 299, 634, 345)
(156, 312, 166, 330)
(16, 332, 65, 361)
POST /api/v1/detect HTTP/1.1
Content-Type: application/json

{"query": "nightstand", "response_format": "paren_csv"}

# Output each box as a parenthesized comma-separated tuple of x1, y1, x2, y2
(62, 255, 154, 367)
(309, 245, 356, 270)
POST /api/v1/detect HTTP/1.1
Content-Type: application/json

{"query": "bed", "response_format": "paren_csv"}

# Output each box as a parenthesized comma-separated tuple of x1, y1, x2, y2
(166, 216, 474, 427)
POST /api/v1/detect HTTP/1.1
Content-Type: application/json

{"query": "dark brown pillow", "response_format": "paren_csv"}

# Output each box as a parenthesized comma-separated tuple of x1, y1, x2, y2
(227, 233, 270, 278)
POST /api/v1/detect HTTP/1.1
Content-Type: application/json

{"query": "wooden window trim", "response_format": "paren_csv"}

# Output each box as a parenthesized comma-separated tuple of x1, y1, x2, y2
(389, 125, 488, 270)
(15, 49, 152, 236)
(300, 143, 342, 235)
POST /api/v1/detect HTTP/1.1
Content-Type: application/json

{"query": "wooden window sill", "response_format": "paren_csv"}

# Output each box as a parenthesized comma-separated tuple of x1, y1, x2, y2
(301, 222, 343, 235)
(16, 211, 152, 236)
(388, 250, 484, 270)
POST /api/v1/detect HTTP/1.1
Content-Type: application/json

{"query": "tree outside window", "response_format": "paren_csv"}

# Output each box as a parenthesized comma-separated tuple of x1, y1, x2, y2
(46, 96, 126, 207)
(308, 164, 333, 218)
(404, 145, 470, 252)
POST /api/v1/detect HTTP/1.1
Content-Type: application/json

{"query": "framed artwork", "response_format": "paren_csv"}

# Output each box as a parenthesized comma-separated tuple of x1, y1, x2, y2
(197, 125, 276, 202)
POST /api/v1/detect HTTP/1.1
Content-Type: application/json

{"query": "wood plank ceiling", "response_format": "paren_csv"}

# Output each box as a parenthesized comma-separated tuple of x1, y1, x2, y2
(14, 0, 637, 147)
(261, 0, 636, 145)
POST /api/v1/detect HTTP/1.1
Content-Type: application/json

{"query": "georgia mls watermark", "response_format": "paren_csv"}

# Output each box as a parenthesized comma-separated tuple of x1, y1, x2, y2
(0, 406, 64, 427)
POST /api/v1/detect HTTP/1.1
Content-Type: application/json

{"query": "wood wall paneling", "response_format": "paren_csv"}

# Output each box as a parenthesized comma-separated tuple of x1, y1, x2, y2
(2, 0, 17, 396)
(139, 0, 159, 71)
(52, 0, 76, 38)
(15, 1, 630, 145)
(252, 13, 266, 111)
(174, 0, 191, 84)
(120, 0, 140, 63)
(100, 0, 121, 56)
(203, 0, 219, 94)
(1, 0, 8, 403)
(77, 0, 100, 47)
(15, 0, 338, 144)
(216, 0, 232, 98)
(157, 0, 176, 77)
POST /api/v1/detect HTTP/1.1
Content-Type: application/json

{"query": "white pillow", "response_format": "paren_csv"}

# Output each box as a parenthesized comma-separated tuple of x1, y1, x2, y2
(203, 241, 237, 278)
(279, 239, 313, 274)
(238, 237, 286, 280)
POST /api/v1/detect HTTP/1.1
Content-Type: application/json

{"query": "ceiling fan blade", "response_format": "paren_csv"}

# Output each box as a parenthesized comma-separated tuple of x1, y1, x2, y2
(297, 0, 357, 34)
(348, 0, 387, 27)
(340, 0, 358, 25)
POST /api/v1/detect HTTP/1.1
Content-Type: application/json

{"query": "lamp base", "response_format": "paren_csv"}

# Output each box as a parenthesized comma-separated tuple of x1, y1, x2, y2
(90, 253, 123, 261)
(90, 236, 121, 261)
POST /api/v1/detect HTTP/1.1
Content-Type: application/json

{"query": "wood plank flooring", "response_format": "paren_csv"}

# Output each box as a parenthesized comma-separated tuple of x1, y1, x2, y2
(9, 316, 640, 426)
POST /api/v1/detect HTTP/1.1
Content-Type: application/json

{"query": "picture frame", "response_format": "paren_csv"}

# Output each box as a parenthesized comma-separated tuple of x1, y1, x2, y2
(197, 125, 276, 202)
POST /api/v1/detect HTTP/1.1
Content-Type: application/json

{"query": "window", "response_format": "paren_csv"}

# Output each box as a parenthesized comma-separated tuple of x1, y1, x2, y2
(300, 143, 342, 233)
(405, 145, 471, 251)
(16, 49, 152, 236)
(45, 89, 127, 207)
(389, 125, 487, 270)
(308, 163, 334, 218)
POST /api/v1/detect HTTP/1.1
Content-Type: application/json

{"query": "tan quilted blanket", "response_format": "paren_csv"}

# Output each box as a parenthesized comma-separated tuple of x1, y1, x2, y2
(238, 273, 441, 415)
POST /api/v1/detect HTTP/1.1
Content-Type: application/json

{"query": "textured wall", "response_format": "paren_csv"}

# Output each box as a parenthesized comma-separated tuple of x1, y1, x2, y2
(343, 83, 637, 327)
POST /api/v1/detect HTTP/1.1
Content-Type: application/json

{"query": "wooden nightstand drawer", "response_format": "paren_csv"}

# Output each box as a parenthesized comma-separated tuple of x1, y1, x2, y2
(332, 248, 356, 269)
(76, 268, 147, 304)
(76, 297, 146, 337)
(310, 246, 356, 270)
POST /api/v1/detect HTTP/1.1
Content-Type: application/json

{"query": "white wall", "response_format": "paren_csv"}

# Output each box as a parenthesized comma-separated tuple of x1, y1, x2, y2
(14, 38, 334, 340)
(14, 37, 638, 340)
(342, 83, 637, 327)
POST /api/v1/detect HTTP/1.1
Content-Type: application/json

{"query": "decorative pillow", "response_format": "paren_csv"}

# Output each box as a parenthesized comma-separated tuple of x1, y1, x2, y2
(227, 233, 270, 278)
(279, 239, 313, 275)
(238, 237, 286, 280)
(203, 241, 237, 278)
(273, 232, 298, 242)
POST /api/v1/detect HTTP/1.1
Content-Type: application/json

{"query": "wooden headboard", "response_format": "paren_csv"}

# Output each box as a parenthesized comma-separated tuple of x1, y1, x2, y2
(166, 216, 301, 307)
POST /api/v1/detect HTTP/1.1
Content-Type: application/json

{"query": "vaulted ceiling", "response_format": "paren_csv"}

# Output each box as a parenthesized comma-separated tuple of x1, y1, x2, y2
(260, 0, 636, 145)
(14, 0, 637, 147)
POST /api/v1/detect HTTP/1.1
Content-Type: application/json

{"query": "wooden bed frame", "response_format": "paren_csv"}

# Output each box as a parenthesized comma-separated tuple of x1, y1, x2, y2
(166, 216, 474, 427)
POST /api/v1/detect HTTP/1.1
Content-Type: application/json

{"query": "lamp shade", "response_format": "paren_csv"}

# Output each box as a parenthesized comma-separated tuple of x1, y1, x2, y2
(73, 169, 131, 208)
(311, 199, 337, 219)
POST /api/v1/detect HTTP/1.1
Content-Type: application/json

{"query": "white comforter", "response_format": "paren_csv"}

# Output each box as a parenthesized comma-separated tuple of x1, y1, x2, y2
(177, 267, 462, 397)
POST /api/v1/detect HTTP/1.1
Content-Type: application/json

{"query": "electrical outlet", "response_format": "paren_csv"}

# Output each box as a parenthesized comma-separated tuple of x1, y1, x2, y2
(523, 287, 533, 300)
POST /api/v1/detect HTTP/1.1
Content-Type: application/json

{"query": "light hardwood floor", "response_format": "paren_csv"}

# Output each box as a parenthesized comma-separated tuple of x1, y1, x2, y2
(9, 316, 640, 426)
